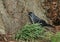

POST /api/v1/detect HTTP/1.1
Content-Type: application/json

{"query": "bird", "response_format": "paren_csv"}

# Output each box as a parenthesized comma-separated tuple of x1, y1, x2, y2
(28, 12, 55, 28)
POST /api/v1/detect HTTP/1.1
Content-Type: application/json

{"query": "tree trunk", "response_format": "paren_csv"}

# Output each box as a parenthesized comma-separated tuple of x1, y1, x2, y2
(0, 0, 47, 34)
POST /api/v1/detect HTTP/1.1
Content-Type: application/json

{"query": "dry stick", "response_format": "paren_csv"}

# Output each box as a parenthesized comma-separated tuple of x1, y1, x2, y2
(26, 40, 28, 42)
(31, 38, 35, 42)
(3, 37, 8, 42)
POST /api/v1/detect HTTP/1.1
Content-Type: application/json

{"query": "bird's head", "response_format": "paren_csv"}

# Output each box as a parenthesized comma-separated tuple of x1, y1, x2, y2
(28, 12, 33, 16)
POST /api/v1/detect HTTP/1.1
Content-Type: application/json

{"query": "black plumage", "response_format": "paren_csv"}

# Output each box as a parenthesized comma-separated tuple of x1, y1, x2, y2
(28, 12, 54, 28)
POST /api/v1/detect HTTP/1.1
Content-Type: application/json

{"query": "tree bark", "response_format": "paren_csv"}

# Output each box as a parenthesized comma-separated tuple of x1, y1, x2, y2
(0, 0, 47, 34)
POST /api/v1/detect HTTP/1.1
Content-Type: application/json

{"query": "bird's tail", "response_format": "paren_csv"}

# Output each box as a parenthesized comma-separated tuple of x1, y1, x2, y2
(46, 24, 55, 28)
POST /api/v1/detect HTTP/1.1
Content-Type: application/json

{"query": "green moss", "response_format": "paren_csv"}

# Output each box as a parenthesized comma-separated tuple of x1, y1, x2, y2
(15, 23, 46, 40)
(51, 32, 60, 42)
